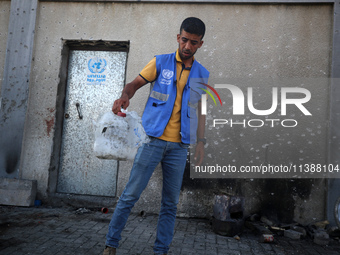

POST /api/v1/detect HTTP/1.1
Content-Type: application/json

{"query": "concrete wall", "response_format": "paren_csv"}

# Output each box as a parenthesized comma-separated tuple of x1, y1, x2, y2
(13, 2, 333, 224)
(0, 0, 10, 92)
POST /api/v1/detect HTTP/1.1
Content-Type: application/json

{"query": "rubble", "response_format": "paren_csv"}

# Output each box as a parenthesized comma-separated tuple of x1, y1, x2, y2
(284, 229, 303, 240)
(75, 207, 91, 214)
(260, 216, 276, 227)
(313, 220, 329, 229)
(328, 226, 340, 239)
(212, 195, 245, 236)
(259, 234, 274, 243)
(313, 231, 330, 245)
(244, 220, 275, 242)
(233, 235, 241, 241)
(306, 221, 331, 245)
(291, 225, 307, 237)
(244, 214, 340, 246)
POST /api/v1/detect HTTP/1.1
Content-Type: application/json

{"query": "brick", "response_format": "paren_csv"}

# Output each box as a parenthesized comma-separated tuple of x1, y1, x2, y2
(3, 206, 340, 255)
(193, 241, 205, 250)
(183, 235, 195, 244)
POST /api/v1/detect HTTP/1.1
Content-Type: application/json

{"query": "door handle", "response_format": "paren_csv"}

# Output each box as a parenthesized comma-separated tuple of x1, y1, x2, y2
(76, 103, 83, 119)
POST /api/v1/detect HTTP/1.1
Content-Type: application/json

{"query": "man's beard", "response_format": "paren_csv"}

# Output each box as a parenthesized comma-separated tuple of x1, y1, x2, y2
(179, 48, 196, 60)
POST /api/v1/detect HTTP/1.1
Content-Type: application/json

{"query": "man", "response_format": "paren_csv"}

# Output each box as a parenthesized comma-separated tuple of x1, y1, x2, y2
(103, 17, 209, 255)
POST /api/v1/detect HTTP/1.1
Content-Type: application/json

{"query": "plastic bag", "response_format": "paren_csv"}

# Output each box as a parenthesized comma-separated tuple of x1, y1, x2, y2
(93, 110, 149, 161)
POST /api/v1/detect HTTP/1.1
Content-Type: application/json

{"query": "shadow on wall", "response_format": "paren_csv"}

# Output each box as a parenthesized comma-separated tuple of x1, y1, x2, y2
(0, 132, 20, 177)
(182, 158, 315, 223)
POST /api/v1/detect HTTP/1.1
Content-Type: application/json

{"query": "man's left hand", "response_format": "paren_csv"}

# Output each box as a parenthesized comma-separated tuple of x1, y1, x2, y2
(194, 142, 204, 166)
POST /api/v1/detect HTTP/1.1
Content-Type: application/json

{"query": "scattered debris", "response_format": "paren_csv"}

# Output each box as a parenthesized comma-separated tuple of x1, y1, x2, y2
(245, 214, 339, 246)
(233, 235, 241, 241)
(139, 210, 146, 218)
(245, 220, 275, 242)
(212, 195, 245, 237)
(101, 207, 108, 214)
(270, 226, 285, 232)
(284, 229, 303, 240)
(246, 221, 273, 235)
(259, 234, 274, 243)
(306, 221, 331, 245)
(280, 223, 298, 229)
(75, 208, 91, 214)
(328, 226, 340, 239)
(313, 220, 329, 229)
(261, 216, 275, 227)
(249, 214, 260, 222)
(291, 225, 307, 237)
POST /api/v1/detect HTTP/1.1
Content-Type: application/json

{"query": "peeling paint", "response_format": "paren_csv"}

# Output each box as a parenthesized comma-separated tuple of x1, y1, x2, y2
(45, 117, 54, 137)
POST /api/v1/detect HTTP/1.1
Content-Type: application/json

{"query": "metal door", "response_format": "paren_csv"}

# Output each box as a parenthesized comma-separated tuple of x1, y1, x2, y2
(57, 50, 127, 196)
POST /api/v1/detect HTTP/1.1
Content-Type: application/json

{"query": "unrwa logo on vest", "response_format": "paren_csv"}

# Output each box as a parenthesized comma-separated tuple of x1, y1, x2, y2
(162, 69, 174, 80)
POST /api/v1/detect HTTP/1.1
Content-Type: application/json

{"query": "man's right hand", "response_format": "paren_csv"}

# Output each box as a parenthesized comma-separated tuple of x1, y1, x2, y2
(111, 75, 148, 114)
(112, 93, 129, 114)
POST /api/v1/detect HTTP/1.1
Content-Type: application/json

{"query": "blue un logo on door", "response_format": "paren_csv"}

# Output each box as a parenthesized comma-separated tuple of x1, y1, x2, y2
(88, 58, 107, 73)
(87, 57, 108, 85)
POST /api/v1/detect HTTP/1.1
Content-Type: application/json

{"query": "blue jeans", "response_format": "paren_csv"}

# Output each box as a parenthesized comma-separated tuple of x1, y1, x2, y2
(105, 137, 189, 254)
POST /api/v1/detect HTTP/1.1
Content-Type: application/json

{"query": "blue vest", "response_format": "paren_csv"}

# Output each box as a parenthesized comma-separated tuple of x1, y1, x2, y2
(141, 52, 209, 144)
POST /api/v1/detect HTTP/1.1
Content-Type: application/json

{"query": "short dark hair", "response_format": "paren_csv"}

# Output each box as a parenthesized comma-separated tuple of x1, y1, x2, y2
(180, 17, 206, 39)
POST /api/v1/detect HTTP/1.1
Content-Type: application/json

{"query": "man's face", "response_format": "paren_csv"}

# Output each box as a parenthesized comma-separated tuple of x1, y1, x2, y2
(177, 30, 204, 61)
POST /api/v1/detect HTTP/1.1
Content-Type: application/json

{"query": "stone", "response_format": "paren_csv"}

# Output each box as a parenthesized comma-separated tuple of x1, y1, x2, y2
(313, 230, 330, 245)
(0, 178, 37, 207)
(284, 229, 303, 240)
(290, 226, 307, 237)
